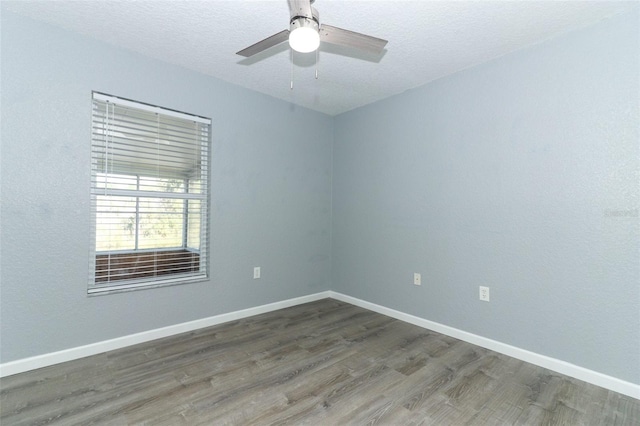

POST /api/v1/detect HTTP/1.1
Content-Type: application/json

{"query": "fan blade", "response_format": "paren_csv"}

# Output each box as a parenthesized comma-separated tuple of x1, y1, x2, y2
(236, 29, 290, 57)
(288, 0, 313, 19)
(320, 24, 387, 55)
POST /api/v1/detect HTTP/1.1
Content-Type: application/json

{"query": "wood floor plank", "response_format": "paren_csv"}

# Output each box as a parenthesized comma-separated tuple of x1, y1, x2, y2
(1, 299, 638, 425)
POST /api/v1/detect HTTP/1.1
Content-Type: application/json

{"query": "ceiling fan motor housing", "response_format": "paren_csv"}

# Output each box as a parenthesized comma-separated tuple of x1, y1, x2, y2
(290, 16, 319, 34)
(290, 6, 319, 32)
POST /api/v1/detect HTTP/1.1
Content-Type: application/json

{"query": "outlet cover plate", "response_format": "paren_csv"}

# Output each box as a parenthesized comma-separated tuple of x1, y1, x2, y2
(479, 286, 490, 301)
(414, 273, 421, 286)
(253, 267, 261, 279)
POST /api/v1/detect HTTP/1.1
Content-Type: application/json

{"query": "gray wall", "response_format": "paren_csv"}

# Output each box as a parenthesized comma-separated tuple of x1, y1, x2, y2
(332, 10, 639, 384)
(0, 11, 333, 363)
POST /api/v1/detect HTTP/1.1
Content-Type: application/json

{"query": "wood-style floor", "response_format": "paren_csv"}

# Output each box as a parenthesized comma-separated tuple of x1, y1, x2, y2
(1, 299, 638, 425)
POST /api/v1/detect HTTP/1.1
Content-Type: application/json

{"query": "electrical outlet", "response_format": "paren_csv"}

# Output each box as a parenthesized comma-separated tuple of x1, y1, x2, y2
(413, 273, 421, 286)
(479, 286, 490, 302)
(253, 267, 261, 279)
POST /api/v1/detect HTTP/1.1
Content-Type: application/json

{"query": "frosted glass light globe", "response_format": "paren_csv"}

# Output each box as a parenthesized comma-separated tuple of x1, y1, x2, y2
(289, 26, 320, 53)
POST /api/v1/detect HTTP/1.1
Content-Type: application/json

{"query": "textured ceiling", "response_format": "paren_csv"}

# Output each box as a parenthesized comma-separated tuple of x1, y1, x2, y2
(3, 1, 636, 115)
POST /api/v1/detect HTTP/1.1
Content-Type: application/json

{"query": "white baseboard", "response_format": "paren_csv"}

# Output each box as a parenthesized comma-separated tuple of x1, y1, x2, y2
(328, 291, 640, 399)
(0, 291, 331, 378)
(2, 289, 638, 400)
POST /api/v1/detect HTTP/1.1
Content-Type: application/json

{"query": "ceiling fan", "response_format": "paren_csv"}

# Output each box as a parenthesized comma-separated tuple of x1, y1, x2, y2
(236, 0, 388, 58)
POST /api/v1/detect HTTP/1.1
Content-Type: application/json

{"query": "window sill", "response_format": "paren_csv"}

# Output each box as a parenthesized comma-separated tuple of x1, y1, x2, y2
(88, 273, 207, 296)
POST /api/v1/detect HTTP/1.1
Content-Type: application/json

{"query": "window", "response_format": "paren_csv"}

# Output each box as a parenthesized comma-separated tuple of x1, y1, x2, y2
(89, 92, 210, 294)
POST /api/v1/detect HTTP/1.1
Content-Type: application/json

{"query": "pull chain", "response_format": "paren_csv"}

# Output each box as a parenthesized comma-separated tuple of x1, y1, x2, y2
(290, 48, 320, 88)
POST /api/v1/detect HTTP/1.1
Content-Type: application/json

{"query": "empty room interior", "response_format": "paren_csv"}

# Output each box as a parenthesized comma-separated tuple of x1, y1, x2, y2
(1, 1, 639, 424)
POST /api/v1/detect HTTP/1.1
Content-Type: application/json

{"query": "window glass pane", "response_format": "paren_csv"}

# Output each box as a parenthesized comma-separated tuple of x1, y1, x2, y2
(187, 199, 201, 250)
(137, 198, 185, 249)
(96, 196, 136, 251)
(95, 173, 137, 190)
(139, 176, 185, 193)
(188, 178, 204, 195)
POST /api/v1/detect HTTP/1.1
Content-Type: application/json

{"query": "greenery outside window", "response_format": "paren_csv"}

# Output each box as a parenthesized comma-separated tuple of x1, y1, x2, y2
(89, 92, 210, 294)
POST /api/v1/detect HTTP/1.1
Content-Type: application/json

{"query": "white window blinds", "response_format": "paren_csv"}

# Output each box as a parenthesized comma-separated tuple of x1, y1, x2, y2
(89, 92, 211, 294)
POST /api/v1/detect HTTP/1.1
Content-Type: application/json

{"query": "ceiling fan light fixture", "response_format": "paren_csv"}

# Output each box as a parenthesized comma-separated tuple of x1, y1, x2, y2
(289, 17, 320, 53)
(236, 1, 387, 59)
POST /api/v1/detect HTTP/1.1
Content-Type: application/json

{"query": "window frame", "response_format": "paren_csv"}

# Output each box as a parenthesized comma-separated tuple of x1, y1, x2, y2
(89, 92, 211, 295)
